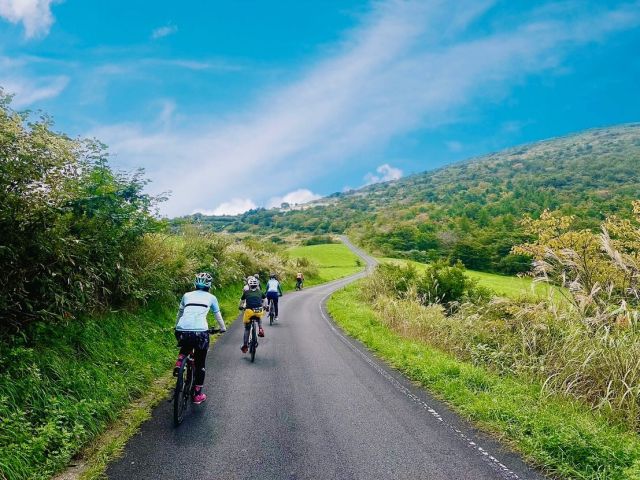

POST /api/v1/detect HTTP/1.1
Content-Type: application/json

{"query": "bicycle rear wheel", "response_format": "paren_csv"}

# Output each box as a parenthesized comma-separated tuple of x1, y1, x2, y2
(249, 323, 257, 363)
(173, 357, 194, 426)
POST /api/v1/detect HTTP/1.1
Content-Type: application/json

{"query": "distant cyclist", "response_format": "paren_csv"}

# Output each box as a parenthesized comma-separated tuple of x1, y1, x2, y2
(296, 272, 304, 290)
(174, 272, 226, 404)
(243, 273, 262, 292)
(265, 273, 283, 319)
(239, 276, 266, 353)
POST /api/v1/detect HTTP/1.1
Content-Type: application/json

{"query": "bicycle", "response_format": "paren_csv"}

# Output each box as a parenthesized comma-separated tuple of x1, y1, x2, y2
(173, 327, 220, 426)
(240, 307, 262, 363)
(268, 298, 276, 325)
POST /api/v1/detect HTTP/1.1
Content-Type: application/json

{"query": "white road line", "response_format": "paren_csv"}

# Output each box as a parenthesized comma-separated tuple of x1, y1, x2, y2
(318, 291, 524, 480)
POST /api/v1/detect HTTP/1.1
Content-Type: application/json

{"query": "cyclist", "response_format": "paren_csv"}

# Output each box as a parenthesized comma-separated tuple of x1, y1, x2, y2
(296, 272, 304, 290)
(174, 272, 226, 404)
(265, 273, 283, 319)
(243, 273, 262, 292)
(239, 276, 266, 353)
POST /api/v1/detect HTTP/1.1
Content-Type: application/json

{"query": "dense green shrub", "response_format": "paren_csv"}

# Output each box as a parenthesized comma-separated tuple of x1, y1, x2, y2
(416, 261, 470, 304)
(301, 234, 337, 246)
(0, 96, 161, 329)
(370, 262, 483, 306)
(373, 263, 419, 295)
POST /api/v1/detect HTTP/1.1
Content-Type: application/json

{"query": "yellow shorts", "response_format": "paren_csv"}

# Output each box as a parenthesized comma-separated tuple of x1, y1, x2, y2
(243, 308, 264, 324)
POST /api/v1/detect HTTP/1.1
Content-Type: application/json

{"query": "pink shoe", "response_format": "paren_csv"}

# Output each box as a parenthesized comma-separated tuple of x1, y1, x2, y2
(258, 327, 265, 337)
(241, 344, 248, 353)
(192, 386, 206, 404)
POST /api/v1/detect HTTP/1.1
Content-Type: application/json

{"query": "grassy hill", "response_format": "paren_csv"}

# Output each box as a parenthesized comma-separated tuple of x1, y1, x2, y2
(185, 124, 640, 274)
(288, 244, 364, 285)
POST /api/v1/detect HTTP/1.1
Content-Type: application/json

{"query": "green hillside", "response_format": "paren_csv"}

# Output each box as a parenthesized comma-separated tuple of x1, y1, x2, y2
(188, 124, 640, 274)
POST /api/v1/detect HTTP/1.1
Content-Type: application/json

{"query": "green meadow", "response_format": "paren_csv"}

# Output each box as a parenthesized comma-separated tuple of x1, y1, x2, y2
(288, 243, 364, 285)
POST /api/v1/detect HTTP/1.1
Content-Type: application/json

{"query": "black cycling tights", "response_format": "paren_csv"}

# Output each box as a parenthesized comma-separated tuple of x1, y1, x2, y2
(176, 330, 210, 386)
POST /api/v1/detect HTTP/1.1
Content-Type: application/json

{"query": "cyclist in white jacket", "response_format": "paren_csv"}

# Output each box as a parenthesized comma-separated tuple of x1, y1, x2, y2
(265, 273, 283, 319)
(174, 272, 226, 404)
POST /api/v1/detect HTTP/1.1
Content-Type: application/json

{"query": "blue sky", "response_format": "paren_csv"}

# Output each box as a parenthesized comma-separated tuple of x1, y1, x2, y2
(1, 0, 639, 216)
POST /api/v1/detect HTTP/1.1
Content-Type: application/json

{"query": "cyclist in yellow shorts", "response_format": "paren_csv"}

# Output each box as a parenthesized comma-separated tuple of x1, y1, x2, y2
(239, 276, 266, 353)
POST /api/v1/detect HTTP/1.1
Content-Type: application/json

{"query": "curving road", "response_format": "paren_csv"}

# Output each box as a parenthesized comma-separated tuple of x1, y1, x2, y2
(107, 237, 545, 480)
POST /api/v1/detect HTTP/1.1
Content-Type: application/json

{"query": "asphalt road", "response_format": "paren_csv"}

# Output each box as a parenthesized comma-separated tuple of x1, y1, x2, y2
(107, 237, 545, 480)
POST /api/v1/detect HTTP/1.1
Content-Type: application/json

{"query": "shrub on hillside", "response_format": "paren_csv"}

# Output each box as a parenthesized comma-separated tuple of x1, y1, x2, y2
(513, 203, 640, 327)
(367, 262, 485, 307)
(0, 95, 162, 329)
(301, 234, 337, 246)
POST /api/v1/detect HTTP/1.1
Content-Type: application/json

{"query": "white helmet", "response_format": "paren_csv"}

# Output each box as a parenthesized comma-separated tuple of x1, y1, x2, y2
(194, 272, 212, 289)
(247, 276, 259, 289)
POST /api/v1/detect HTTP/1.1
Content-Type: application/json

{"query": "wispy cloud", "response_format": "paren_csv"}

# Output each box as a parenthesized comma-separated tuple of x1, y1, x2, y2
(89, 0, 640, 216)
(194, 198, 256, 216)
(0, 74, 68, 107)
(140, 58, 243, 71)
(364, 164, 403, 185)
(0, 0, 56, 38)
(267, 189, 321, 209)
(151, 24, 178, 40)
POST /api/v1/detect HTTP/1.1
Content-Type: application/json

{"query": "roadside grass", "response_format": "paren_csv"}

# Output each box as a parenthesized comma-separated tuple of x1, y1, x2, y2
(0, 285, 242, 480)
(0, 304, 175, 480)
(378, 257, 561, 300)
(327, 282, 640, 480)
(288, 243, 364, 286)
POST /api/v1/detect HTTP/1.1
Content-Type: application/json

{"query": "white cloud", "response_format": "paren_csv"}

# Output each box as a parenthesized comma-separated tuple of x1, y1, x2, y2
(193, 198, 257, 216)
(364, 164, 403, 185)
(0, 0, 55, 38)
(1, 74, 68, 107)
(267, 189, 321, 208)
(151, 25, 178, 40)
(88, 1, 640, 217)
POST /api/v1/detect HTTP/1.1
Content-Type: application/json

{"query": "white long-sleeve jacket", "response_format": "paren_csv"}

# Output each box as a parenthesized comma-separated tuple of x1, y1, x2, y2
(175, 290, 226, 332)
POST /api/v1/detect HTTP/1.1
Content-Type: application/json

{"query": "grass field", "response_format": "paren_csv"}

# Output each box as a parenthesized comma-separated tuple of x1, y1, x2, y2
(327, 282, 640, 480)
(378, 257, 562, 300)
(288, 243, 364, 286)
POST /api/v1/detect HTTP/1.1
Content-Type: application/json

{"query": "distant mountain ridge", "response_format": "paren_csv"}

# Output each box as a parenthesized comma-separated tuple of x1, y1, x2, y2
(185, 123, 640, 273)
